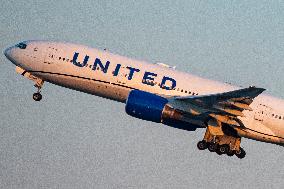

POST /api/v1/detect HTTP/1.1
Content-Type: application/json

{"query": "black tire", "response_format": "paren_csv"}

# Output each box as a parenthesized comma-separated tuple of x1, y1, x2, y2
(216, 149, 223, 155)
(33, 93, 42, 101)
(197, 140, 208, 150)
(235, 147, 246, 159)
(217, 144, 229, 155)
(227, 150, 235, 156)
(208, 142, 218, 152)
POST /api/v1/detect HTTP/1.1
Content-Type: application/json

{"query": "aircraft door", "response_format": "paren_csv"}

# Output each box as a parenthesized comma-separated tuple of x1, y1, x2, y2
(116, 66, 129, 86)
(44, 46, 58, 65)
(254, 104, 271, 122)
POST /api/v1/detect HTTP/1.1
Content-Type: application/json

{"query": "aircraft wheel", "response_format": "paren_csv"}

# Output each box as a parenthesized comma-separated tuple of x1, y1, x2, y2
(227, 150, 235, 156)
(208, 142, 218, 152)
(235, 147, 246, 159)
(216, 149, 223, 155)
(217, 144, 229, 155)
(197, 140, 208, 150)
(33, 92, 42, 101)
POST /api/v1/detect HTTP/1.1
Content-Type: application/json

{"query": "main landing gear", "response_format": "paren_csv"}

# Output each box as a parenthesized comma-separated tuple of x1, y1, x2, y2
(197, 120, 246, 159)
(32, 79, 44, 102)
(197, 140, 246, 159)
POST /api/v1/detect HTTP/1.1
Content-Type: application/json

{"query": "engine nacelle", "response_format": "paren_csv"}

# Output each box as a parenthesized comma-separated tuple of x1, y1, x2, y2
(126, 90, 168, 123)
(125, 90, 199, 131)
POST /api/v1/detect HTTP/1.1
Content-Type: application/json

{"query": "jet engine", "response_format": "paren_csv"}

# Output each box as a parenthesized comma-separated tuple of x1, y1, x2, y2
(125, 90, 200, 131)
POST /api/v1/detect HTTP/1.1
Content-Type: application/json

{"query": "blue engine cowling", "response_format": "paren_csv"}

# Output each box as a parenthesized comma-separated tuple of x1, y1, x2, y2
(125, 90, 168, 123)
(125, 90, 199, 131)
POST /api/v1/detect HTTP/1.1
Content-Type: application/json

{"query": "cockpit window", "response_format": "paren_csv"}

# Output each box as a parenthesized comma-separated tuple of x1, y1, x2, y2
(16, 43, 27, 49)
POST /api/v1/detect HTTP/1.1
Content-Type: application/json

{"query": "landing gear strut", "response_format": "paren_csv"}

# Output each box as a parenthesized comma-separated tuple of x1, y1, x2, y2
(14, 67, 45, 102)
(32, 79, 44, 101)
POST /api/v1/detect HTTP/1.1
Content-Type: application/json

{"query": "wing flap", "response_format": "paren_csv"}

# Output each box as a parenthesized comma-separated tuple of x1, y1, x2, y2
(213, 106, 245, 117)
(227, 101, 253, 111)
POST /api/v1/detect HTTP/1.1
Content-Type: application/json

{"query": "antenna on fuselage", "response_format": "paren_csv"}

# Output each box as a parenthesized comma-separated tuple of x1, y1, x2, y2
(155, 62, 176, 70)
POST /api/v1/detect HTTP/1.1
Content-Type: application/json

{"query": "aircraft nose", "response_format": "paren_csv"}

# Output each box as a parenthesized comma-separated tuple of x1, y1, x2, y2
(3, 46, 19, 66)
(4, 47, 10, 57)
(4, 46, 13, 60)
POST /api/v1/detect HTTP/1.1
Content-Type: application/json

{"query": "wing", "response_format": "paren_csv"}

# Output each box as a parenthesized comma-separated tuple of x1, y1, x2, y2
(168, 87, 265, 126)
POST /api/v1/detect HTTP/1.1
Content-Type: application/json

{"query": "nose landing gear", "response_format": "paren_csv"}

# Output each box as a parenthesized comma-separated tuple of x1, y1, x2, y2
(32, 79, 44, 101)
(14, 67, 45, 101)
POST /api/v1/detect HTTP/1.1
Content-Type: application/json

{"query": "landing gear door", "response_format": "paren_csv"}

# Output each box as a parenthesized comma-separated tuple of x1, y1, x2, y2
(254, 104, 271, 122)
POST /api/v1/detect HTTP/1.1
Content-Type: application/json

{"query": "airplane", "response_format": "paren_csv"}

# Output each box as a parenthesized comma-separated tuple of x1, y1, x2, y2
(4, 40, 284, 159)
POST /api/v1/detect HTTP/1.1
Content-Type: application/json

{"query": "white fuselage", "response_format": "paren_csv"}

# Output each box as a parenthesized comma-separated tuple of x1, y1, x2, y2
(5, 40, 284, 145)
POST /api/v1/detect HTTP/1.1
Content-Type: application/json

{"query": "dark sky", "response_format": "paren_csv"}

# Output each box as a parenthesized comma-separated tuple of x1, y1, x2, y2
(1, 1, 284, 188)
